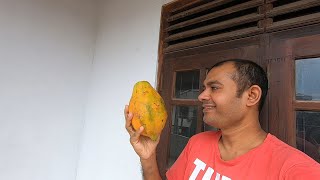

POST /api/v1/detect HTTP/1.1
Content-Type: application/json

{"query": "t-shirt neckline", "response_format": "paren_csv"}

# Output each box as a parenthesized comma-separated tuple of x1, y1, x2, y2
(214, 131, 272, 165)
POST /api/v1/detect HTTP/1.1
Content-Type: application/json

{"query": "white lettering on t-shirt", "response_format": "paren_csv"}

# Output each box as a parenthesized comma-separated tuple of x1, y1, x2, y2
(214, 172, 220, 180)
(189, 158, 232, 180)
(202, 167, 214, 180)
(189, 158, 206, 180)
(222, 176, 231, 180)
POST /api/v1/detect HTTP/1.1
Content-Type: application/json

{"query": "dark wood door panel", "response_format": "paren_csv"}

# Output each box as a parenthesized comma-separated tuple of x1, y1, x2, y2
(268, 34, 320, 146)
(290, 35, 320, 58)
(170, 45, 261, 69)
(265, 43, 294, 145)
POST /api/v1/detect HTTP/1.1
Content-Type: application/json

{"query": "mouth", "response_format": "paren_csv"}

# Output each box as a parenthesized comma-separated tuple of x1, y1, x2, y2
(202, 104, 215, 112)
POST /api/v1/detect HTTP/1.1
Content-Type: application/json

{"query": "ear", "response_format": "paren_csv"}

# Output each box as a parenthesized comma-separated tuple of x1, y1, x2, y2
(246, 85, 262, 108)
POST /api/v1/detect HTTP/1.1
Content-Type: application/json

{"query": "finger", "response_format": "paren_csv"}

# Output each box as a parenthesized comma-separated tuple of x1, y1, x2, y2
(124, 105, 129, 118)
(131, 126, 144, 144)
(126, 113, 134, 132)
(124, 105, 133, 122)
(125, 112, 133, 128)
(125, 116, 134, 136)
(124, 105, 134, 135)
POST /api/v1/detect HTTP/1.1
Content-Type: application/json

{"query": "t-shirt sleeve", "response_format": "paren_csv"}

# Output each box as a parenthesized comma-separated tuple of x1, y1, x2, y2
(284, 162, 320, 180)
(166, 139, 191, 180)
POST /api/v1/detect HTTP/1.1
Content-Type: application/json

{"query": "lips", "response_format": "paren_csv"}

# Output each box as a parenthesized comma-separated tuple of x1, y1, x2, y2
(202, 104, 215, 112)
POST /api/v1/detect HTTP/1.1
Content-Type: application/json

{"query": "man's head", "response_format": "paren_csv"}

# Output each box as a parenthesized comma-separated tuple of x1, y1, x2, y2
(211, 59, 268, 111)
(198, 59, 268, 129)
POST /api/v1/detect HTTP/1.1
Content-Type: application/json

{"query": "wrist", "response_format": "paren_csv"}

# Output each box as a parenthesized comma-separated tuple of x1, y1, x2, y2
(140, 151, 156, 162)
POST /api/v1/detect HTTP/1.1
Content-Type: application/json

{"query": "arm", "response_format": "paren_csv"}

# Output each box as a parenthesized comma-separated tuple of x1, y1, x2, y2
(124, 105, 162, 180)
(141, 153, 161, 180)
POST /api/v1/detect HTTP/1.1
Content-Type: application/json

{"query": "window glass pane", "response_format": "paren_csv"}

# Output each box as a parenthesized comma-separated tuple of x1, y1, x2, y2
(169, 105, 197, 166)
(296, 58, 320, 101)
(296, 111, 320, 163)
(175, 70, 200, 99)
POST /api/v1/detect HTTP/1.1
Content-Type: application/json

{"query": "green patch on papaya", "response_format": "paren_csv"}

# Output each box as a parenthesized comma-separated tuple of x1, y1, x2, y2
(146, 104, 154, 122)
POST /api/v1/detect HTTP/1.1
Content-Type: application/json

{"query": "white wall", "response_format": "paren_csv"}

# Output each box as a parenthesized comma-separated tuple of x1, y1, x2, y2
(0, 0, 175, 179)
(76, 0, 163, 179)
(0, 0, 97, 180)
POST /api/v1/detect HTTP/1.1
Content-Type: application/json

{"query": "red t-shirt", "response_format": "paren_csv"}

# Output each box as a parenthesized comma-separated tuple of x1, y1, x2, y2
(166, 131, 320, 180)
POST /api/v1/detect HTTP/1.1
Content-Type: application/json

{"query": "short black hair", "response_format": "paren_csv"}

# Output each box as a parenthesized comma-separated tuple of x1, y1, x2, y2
(210, 59, 268, 112)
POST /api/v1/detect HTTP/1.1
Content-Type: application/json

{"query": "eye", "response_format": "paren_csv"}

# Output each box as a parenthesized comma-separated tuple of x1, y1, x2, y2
(211, 86, 219, 90)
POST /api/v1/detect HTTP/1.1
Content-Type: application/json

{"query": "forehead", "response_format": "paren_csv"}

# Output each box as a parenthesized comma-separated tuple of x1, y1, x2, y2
(204, 62, 236, 83)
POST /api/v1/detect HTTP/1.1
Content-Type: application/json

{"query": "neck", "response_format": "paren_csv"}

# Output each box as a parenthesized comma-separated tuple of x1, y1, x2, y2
(220, 125, 266, 149)
(218, 115, 267, 160)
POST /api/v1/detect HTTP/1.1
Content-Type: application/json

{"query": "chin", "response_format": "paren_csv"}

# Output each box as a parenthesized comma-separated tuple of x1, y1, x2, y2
(203, 118, 216, 127)
(203, 117, 219, 128)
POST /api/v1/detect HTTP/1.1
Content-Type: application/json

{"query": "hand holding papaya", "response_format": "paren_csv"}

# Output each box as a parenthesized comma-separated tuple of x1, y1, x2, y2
(125, 81, 167, 160)
(124, 105, 160, 160)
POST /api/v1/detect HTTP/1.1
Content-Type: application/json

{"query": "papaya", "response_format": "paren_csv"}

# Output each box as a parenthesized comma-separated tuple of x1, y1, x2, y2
(129, 81, 167, 141)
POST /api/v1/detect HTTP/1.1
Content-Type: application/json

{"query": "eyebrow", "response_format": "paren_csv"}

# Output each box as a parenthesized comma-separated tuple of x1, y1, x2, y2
(204, 80, 223, 86)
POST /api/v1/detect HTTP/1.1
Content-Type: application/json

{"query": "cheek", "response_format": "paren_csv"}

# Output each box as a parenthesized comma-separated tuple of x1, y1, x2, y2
(210, 93, 231, 105)
(227, 98, 246, 117)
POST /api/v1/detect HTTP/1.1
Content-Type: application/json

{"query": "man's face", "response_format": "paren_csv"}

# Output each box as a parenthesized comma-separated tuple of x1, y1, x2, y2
(198, 62, 247, 129)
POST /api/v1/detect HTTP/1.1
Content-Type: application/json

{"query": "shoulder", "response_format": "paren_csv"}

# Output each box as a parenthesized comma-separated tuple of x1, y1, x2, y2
(267, 134, 320, 178)
(268, 134, 316, 163)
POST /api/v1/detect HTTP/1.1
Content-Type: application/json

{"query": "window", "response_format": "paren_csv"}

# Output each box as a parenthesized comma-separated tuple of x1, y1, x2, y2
(168, 69, 200, 166)
(169, 105, 198, 166)
(175, 70, 200, 99)
(295, 58, 320, 101)
(296, 111, 320, 162)
(295, 58, 320, 162)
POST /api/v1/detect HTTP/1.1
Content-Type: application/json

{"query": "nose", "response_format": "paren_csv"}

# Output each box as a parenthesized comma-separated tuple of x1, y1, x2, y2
(198, 88, 210, 102)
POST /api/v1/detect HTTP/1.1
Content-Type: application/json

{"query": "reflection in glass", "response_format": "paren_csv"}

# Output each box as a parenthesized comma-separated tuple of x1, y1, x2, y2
(175, 70, 200, 99)
(296, 58, 320, 101)
(169, 106, 197, 167)
(296, 111, 320, 163)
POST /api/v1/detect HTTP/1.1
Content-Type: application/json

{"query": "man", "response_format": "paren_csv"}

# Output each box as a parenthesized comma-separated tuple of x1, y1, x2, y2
(125, 59, 320, 179)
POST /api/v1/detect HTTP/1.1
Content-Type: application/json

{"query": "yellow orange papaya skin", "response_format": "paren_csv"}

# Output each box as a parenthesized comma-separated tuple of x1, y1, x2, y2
(128, 81, 167, 141)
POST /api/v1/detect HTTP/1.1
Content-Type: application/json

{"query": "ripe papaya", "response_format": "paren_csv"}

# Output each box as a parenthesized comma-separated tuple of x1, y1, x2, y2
(129, 81, 167, 141)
